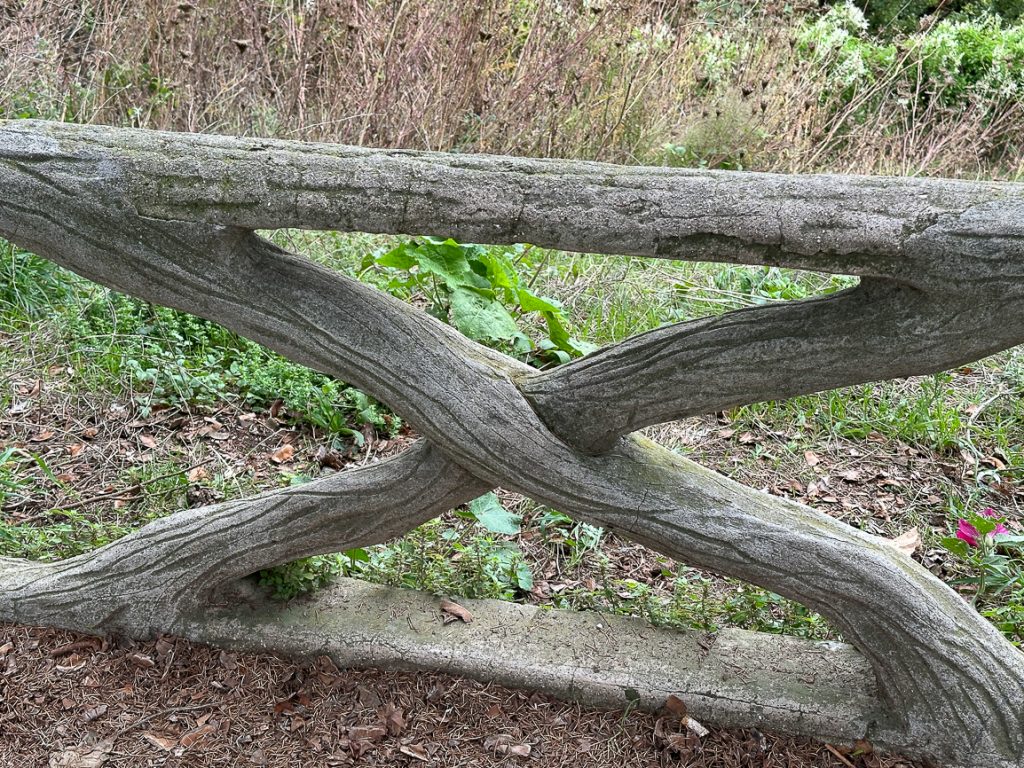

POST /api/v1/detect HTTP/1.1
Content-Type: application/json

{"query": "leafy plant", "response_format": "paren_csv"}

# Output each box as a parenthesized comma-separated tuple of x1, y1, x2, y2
(370, 237, 595, 365)
(257, 554, 347, 600)
(941, 507, 1023, 605)
(461, 492, 522, 535)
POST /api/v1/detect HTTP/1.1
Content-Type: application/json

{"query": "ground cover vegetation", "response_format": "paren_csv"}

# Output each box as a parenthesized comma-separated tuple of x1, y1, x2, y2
(0, 0, 1021, 655)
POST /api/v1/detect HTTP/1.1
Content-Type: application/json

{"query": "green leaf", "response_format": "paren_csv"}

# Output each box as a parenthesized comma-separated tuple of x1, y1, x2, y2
(478, 250, 518, 291)
(517, 289, 563, 314)
(543, 310, 572, 350)
(449, 287, 525, 344)
(941, 536, 971, 559)
(413, 238, 490, 291)
(375, 244, 418, 270)
(514, 560, 534, 591)
(970, 515, 998, 537)
(344, 547, 370, 563)
(468, 492, 521, 535)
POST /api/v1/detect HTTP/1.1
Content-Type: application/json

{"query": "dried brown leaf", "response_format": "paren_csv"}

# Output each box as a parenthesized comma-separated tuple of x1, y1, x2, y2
(663, 694, 687, 718)
(888, 528, 922, 557)
(440, 598, 473, 624)
(384, 705, 405, 736)
(399, 744, 430, 762)
(141, 732, 177, 751)
(180, 724, 216, 748)
(48, 739, 114, 767)
(348, 725, 387, 742)
(129, 652, 155, 669)
(270, 444, 295, 464)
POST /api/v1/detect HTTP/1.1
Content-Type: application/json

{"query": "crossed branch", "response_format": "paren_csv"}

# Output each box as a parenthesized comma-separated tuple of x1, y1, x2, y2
(1, 121, 1023, 768)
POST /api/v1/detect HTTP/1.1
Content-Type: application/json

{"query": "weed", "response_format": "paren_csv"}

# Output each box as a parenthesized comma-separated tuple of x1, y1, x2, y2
(0, 510, 134, 561)
(369, 237, 595, 365)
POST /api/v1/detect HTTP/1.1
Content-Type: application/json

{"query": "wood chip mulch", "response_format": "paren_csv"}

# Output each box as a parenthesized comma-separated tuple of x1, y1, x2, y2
(0, 624, 925, 768)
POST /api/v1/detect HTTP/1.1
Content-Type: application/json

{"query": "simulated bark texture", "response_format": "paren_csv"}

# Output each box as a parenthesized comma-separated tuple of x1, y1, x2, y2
(1, 121, 1022, 768)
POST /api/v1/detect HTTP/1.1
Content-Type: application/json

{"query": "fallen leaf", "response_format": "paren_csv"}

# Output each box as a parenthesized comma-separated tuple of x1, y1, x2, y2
(804, 450, 820, 467)
(399, 744, 430, 761)
(839, 469, 863, 483)
(19, 379, 41, 396)
(141, 732, 177, 751)
(0, 641, 13, 657)
(348, 725, 387, 742)
(888, 528, 922, 557)
(738, 431, 756, 445)
(68, 444, 85, 458)
(507, 744, 531, 757)
(81, 704, 107, 723)
(129, 652, 155, 669)
(663, 694, 687, 718)
(48, 739, 113, 768)
(139, 434, 158, 449)
(440, 598, 473, 624)
(484, 734, 513, 752)
(180, 724, 216, 748)
(683, 715, 710, 738)
(384, 705, 405, 736)
(270, 444, 295, 464)
(81, 427, 99, 439)
(188, 466, 209, 482)
(30, 430, 55, 442)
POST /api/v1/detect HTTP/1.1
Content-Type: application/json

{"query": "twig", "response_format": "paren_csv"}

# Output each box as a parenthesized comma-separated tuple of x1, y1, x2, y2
(824, 744, 856, 768)
(49, 638, 101, 658)
(117, 703, 221, 735)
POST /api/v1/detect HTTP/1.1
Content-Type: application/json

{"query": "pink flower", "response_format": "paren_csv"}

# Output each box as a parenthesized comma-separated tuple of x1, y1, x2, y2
(956, 508, 1010, 548)
(956, 519, 981, 547)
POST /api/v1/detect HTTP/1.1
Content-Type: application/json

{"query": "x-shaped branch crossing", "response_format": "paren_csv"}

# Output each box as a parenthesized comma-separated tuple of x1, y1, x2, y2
(1, 121, 1023, 768)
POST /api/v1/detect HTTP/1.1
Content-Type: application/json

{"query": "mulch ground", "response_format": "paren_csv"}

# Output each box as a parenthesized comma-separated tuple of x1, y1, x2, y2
(0, 625, 923, 768)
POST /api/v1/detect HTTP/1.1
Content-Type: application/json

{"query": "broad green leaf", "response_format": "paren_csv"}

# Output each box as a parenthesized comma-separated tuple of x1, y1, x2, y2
(413, 239, 491, 290)
(479, 250, 518, 290)
(517, 289, 563, 314)
(970, 515, 998, 537)
(375, 244, 418, 270)
(544, 310, 572, 349)
(468, 492, 522, 535)
(515, 561, 534, 591)
(343, 547, 370, 562)
(941, 536, 971, 559)
(449, 287, 524, 344)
